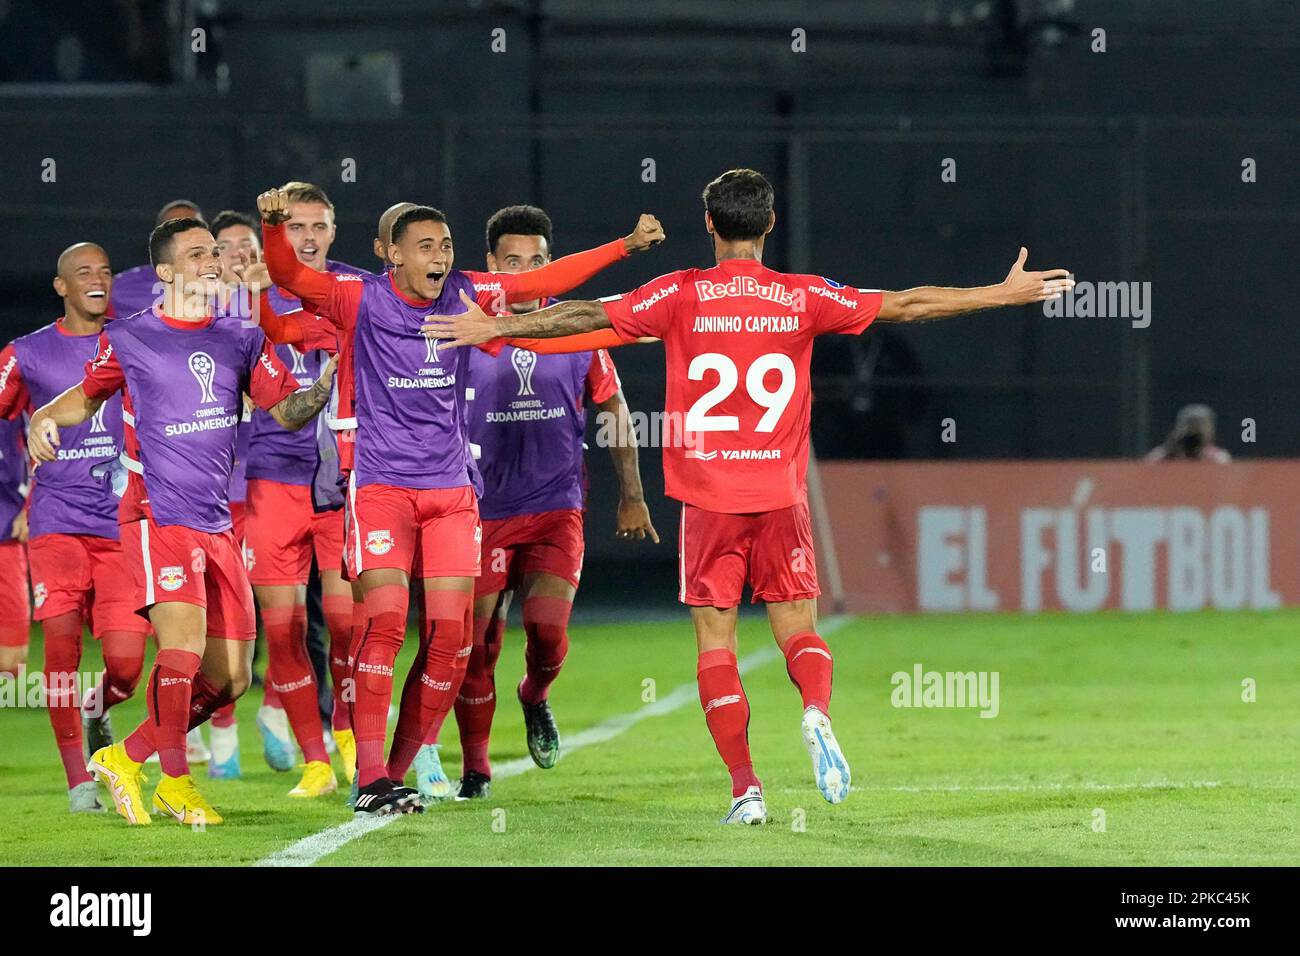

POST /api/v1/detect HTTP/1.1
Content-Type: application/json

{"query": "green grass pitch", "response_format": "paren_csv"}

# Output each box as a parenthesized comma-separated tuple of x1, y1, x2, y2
(1, 610, 1296, 866)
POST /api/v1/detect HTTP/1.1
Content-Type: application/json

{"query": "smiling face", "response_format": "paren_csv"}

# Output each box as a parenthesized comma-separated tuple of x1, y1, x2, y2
(156, 226, 223, 303)
(391, 219, 454, 301)
(285, 201, 336, 271)
(53, 244, 113, 322)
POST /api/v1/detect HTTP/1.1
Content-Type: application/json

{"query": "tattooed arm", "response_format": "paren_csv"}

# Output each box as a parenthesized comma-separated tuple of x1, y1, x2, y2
(268, 356, 336, 431)
(427, 292, 613, 348)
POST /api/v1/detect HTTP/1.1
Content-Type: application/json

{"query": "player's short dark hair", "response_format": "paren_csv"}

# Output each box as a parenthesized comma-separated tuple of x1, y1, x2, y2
(391, 206, 449, 245)
(485, 204, 553, 255)
(702, 168, 775, 241)
(155, 199, 204, 226)
(149, 217, 210, 268)
(209, 209, 258, 239)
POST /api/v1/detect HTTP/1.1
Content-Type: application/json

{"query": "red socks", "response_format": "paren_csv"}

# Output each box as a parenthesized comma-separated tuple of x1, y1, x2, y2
(697, 648, 760, 797)
(345, 599, 366, 731)
(187, 672, 236, 730)
(263, 604, 327, 764)
(455, 610, 506, 777)
(387, 588, 472, 781)
(783, 632, 833, 714)
(352, 584, 408, 787)
(81, 629, 146, 722)
(322, 594, 355, 732)
(210, 702, 237, 728)
(125, 648, 201, 776)
(518, 596, 570, 706)
(42, 612, 91, 787)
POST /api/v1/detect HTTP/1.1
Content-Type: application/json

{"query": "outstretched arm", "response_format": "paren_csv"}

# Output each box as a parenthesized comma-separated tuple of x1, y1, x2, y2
(428, 294, 610, 348)
(877, 248, 1073, 323)
(468, 214, 665, 308)
(257, 188, 347, 321)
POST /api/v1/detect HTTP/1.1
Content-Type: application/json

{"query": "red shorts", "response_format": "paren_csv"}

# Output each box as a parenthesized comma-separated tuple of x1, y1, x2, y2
(230, 500, 246, 545)
(477, 508, 584, 596)
(27, 534, 150, 637)
(119, 518, 257, 640)
(245, 478, 345, 586)
(344, 479, 481, 580)
(0, 540, 29, 647)
(678, 500, 819, 607)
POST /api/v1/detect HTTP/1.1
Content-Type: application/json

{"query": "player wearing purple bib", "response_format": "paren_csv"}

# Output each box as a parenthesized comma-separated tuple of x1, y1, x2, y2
(29, 217, 336, 826)
(109, 199, 204, 319)
(259, 186, 665, 814)
(0, 243, 150, 812)
(435, 205, 658, 800)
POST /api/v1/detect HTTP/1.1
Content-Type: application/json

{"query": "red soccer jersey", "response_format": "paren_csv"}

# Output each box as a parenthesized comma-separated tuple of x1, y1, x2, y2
(602, 258, 882, 514)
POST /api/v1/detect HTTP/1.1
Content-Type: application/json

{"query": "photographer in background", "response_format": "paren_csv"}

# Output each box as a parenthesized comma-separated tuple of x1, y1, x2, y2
(1145, 404, 1232, 463)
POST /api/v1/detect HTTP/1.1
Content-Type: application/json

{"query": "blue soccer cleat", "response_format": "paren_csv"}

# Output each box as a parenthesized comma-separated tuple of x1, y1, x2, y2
(256, 704, 297, 772)
(801, 706, 851, 804)
(413, 743, 453, 803)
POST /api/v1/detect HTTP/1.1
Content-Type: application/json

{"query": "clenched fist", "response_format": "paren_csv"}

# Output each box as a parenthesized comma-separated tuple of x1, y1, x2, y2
(257, 188, 292, 225)
(622, 214, 666, 254)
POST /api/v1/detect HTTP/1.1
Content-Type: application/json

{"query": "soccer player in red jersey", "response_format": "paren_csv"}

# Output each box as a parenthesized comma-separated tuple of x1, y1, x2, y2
(0, 418, 29, 680)
(257, 186, 664, 814)
(0, 243, 151, 812)
(444, 204, 659, 801)
(28, 217, 336, 826)
(221, 187, 365, 798)
(430, 168, 1073, 823)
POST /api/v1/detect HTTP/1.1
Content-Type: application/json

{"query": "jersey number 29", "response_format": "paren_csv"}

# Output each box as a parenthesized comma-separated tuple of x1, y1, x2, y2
(685, 352, 795, 433)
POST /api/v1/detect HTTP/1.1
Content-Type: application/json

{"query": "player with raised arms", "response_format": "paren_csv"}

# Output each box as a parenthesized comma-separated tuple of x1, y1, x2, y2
(27, 217, 336, 826)
(0, 243, 149, 813)
(257, 186, 665, 814)
(427, 167, 1073, 824)
(443, 204, 658, 801)
(229, 185, 368, 798)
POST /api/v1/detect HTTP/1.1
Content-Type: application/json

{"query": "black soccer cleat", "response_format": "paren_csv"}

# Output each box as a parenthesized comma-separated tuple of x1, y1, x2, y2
(352, 778, 424, 816)
(456, 770, 492, 801)
(518, 686, 560, 769)
(83, 709, 114, 759)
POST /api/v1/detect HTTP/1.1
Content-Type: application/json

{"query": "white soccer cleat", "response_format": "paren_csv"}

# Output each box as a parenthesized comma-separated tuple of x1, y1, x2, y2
(721, 785, 768, 825)
(801, 706, 851, 804)
(186, 727, 211, 765)
(68, 780, 105, 814)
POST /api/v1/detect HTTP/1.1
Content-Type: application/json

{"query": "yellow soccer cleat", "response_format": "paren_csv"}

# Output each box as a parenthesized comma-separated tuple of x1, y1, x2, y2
(152, 773, 224, 826)
(333, 728, 357, 785)
(87, 743, 151, 826)
(288, 760, 338, 798)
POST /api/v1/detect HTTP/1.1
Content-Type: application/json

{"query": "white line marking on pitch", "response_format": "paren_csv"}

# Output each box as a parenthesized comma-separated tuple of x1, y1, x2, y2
(255, 616, 852, 867)
(777, 780, 1233, 794)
